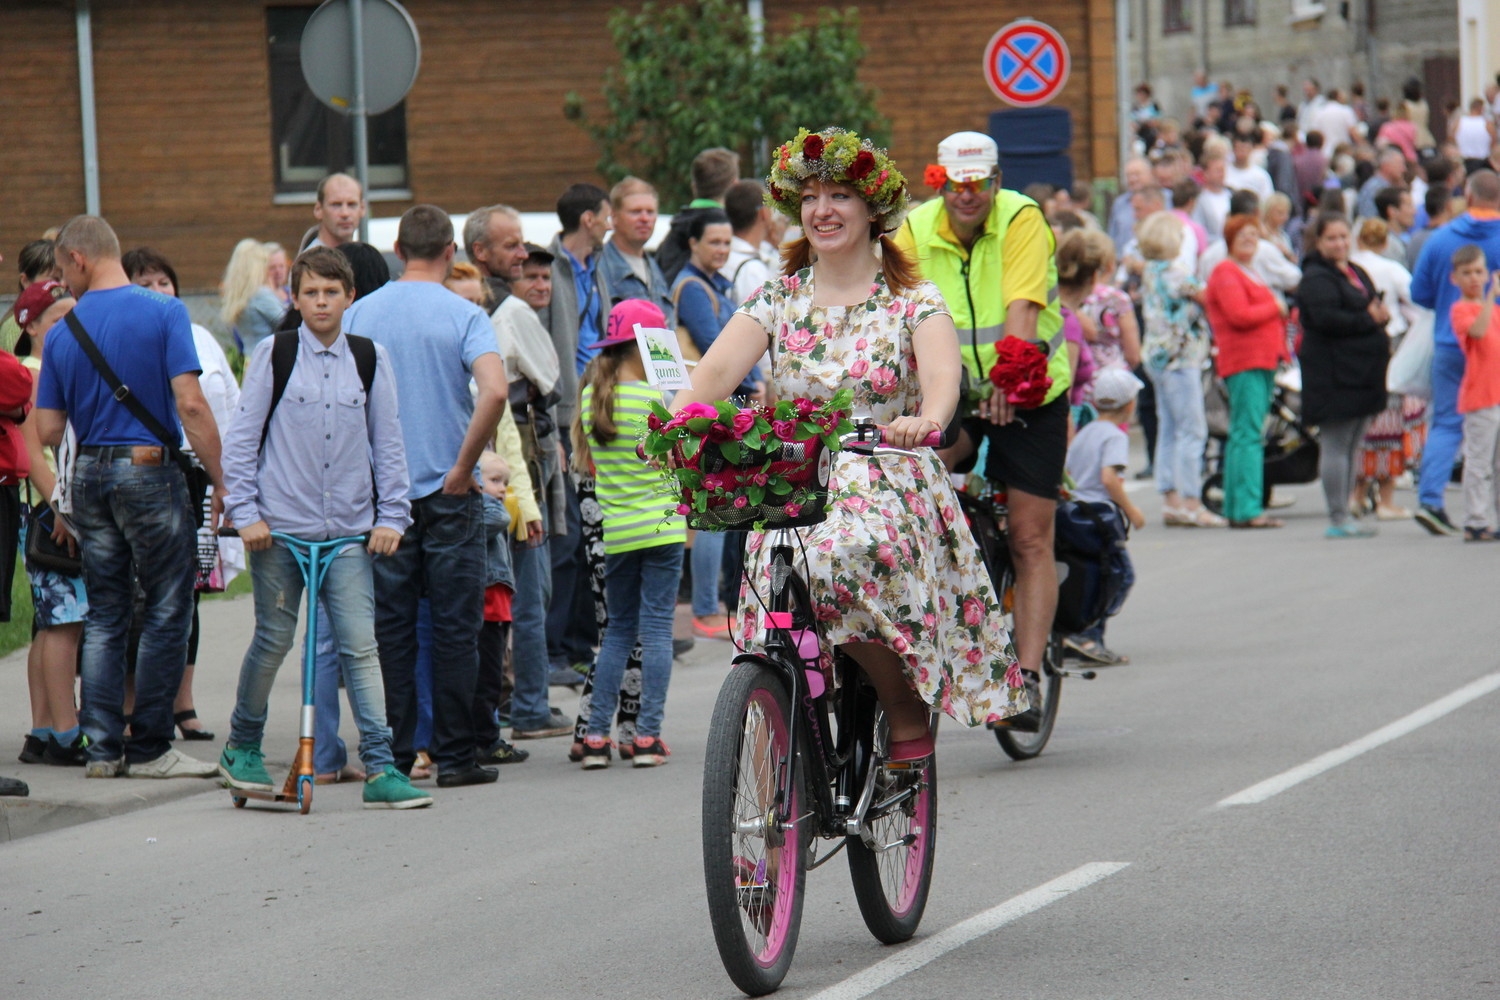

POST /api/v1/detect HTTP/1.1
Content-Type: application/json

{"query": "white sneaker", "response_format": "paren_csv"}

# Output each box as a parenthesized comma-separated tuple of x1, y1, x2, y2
(85, 758, 126, 778)
(126, 748, 219, 779)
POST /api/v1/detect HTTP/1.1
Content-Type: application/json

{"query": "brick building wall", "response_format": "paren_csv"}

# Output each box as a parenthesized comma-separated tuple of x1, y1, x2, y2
(2, 0, 1114, 293)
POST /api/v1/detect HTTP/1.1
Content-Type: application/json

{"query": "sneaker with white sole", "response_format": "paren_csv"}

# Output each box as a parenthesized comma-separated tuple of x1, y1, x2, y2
(631, 735, 671, 768)
(85, 757, 126, 778)
(362, 767, 434, 809)
(127, 748, 219, 779)
(219, 743, 274, 791)
(580, 735, 613, 769)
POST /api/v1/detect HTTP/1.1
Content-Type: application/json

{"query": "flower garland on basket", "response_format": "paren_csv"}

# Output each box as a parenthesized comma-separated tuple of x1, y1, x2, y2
(643, 391, 855, 531)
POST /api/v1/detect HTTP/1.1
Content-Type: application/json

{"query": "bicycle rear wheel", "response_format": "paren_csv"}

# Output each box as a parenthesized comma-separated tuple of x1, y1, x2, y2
(703, 660, 806, 996)
(995, 635, 1064, 760)
(846, 703, 936, 944)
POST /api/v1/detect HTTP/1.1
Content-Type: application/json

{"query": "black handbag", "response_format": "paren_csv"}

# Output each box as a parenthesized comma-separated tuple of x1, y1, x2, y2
(24, 501, 81, 576)
(63, 312, 211, 528)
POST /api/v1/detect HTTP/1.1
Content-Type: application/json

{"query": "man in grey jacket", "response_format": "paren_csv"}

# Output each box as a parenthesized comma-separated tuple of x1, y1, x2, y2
(540, 184, 612, 696)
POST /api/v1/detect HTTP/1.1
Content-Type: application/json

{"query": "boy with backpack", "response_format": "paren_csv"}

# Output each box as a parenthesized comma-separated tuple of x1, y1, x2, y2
(1060, 368, 1146, 666)
(217, 247, 429, 809)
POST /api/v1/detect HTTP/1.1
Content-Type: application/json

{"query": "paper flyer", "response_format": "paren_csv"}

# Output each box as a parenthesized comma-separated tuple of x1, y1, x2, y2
(635, 323, 693, 390)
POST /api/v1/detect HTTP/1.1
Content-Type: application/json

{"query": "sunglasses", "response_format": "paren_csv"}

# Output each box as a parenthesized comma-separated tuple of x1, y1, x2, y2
(940, 175, 997, 195)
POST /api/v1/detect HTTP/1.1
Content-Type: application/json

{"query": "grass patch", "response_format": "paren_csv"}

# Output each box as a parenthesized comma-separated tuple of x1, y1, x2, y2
(0, 557, 34, 660)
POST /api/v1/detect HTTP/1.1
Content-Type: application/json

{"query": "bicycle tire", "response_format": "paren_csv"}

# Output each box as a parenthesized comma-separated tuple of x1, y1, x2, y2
(703, 660, 807, 996)
(846, 697, 937, 944)
(995, 635, 1064, 760)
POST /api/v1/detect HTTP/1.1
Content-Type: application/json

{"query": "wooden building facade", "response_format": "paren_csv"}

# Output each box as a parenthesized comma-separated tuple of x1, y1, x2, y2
(1, 0, 1117, 292)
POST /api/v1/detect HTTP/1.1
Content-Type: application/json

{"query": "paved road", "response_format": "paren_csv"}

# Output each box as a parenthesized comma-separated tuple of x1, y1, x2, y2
(3, 478, 1497, 999)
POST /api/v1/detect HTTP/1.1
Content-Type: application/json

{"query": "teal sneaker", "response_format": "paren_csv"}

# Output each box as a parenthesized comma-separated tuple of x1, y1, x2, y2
(219, 743, 273, 791)
(363, 766, 434, 810)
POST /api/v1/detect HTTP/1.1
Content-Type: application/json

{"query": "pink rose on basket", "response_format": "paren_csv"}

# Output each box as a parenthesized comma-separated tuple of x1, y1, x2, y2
(963, 597, 985, 627)
(794, 397, 820, 417)
(732, 410, 756, 436)
(870, 367, 899, 395)
(849, 358, 869, 378)
(701, 474, 727, 492)
(676, 503, 690, 515)
(704, 421, 735, 443)
(784, 502, 802, 518)
(732, 495, 749, 509)
(751, 472, 768, 486)
(678, 402, 718, 421)
(783, 328, 817, 354)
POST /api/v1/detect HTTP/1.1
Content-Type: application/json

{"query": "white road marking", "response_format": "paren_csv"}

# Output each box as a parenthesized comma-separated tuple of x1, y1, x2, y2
(803, 862, 1129, 1000)
(1218, 670, 1500, 808)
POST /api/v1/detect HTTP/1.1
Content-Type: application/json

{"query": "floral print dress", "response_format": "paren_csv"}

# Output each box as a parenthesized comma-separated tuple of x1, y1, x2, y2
(735, 268, 1026, 727)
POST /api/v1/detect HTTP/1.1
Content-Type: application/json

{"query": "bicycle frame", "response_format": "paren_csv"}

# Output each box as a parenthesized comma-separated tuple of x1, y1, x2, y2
(732, 527, 923, 849)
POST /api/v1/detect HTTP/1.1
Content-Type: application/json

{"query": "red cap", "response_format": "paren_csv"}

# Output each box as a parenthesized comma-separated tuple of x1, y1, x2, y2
(12, 280, 67, 329)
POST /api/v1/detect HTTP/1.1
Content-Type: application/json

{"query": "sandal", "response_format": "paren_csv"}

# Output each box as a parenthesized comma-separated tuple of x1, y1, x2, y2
(174, 709, 215, 741)
(1162, 506, 1192, 526)
(1062, 636, 1129, 665)
(1229, 516, 1284, 529)
(1188, 508, 1227, 527)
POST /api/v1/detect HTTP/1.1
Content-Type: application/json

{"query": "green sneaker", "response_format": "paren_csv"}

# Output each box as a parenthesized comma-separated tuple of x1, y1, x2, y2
(363, 766, 434, 810)
(219, 743, 273, 791)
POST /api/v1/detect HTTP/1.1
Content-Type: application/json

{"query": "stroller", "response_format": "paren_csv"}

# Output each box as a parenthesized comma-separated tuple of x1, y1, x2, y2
(1200, 365, 1321, 517)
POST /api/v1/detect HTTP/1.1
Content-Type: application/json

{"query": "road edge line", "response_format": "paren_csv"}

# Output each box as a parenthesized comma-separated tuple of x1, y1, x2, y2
(1217, 670, 1500, 808)
(803, 861, 1130, 1000)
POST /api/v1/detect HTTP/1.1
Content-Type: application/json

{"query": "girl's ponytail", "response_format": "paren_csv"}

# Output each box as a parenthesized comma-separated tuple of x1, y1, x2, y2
(571, 346, 624, 474)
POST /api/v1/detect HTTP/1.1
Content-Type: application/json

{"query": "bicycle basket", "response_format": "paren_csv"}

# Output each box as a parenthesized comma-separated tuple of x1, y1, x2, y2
(685, 437, 833, 531)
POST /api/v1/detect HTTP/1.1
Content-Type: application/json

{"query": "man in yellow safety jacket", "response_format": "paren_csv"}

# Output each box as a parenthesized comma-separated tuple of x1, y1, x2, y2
(894, 131, 1069, 732)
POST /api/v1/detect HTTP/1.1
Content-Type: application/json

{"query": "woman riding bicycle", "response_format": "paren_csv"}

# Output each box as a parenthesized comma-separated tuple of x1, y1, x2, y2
(667, 127, 1027, 761)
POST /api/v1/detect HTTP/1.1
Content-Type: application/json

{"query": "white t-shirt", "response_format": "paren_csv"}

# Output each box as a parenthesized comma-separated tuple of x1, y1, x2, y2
(722, 236, 773, 306)
(1350, 248, 1415, 337)
(1066, 420, 1130, 506)
(1310, 101, 1359, 149)
(1224, 163, 1275, 202)
(1193, 188, 1233, 242)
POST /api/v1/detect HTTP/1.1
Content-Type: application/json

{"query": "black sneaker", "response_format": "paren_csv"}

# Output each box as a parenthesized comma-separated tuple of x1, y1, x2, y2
(435, 765, 499, 788)
(673, 636, 696, 658)
(43, 732, 89, 767)
(993, 672, 1043, 733)
(18, 734, 47, 764)
(477, 739, 530, 765)
(0, 775, 28, 796)
(1415, 505, 1460, 537)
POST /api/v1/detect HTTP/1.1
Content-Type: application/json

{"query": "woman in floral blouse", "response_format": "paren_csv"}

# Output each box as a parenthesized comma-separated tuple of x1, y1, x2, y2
(1139, 211, 1224, 527)
(665, 128, 1026, 762)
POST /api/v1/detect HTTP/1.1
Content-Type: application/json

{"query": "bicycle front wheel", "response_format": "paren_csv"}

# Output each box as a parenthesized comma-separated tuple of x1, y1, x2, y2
(847, 706, 937, 944)
(703, 660, 806, 996)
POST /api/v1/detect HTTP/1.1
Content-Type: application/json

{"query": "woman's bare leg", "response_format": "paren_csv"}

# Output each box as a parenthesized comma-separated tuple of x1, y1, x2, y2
(41, 625, 80, 732)
(840, 642, 929, 743)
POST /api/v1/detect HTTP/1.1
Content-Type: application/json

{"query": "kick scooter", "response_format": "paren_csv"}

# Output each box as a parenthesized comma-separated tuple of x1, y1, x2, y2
(219, 528, 367, 815)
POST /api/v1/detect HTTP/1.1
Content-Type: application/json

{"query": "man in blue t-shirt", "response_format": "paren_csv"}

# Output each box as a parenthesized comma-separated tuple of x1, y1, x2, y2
(343, 204, 509, 787)
(35, 215, 225, 779)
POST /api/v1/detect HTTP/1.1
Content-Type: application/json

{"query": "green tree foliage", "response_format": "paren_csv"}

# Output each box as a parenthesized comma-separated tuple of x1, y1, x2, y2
(565, 0, 888, 207)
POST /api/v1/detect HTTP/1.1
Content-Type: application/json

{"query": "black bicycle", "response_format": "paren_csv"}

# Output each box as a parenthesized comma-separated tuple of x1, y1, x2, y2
(955, 484, 1096, 760)
(701, 427, 939, 996)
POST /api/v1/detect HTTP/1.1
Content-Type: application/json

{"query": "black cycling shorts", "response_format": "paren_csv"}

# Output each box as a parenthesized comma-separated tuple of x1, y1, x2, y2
(960, 394, 1069, 500)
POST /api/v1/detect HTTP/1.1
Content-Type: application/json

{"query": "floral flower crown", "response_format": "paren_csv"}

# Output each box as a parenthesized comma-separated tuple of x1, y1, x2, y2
(765, 127, 909, 233)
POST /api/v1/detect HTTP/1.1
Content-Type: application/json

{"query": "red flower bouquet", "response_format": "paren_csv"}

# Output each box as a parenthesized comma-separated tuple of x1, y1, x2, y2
(988, 338, 1052, 409)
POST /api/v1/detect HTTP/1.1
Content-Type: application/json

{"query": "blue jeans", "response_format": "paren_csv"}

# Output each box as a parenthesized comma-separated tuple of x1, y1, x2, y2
(72, 455, 195, 764)
(373, 491, 486, 774)
(313, 598, 348, 774)
(1418, 348, 1465, 510)
(691, 531, 725, 617)
(587, 543, 682, 738)
(230, 541, 393, 773)
(1149, 366, 1208, 500)
(509, 535, 554, 730)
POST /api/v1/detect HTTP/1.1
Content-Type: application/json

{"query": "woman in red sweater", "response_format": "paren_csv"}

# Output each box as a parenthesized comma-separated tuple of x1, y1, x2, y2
(1204, 214, 1291, 528)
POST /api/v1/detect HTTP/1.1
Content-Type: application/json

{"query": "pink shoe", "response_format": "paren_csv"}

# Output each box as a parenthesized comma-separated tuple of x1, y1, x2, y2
(887, 733, 934, 765)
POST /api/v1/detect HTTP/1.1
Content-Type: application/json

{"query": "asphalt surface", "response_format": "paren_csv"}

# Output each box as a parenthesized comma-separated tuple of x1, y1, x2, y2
(2, 474, 1497, 999)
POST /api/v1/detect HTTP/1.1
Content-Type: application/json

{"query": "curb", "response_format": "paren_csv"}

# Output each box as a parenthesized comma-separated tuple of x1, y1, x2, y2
(0, 777, 222, 843)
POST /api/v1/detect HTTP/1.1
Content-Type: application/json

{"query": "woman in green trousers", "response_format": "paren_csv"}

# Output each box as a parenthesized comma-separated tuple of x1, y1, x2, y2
(1204, 214, 1292, 528)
